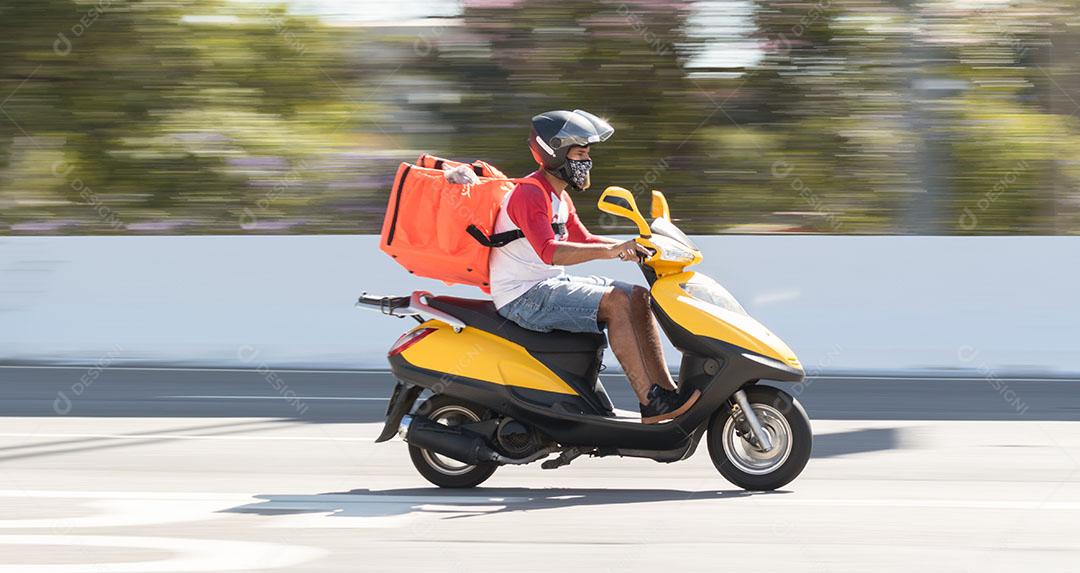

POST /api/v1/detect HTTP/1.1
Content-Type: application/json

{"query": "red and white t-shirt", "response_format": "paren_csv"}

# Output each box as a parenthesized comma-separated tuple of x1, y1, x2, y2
(489, 171, 604, 309)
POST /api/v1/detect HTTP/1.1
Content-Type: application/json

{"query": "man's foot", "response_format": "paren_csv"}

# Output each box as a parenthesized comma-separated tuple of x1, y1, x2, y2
(639, 384, 701, 424)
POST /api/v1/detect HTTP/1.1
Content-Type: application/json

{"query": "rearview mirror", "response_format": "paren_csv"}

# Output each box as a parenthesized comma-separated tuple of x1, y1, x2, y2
(651, 191, 670, 220)
(598, 187, 651, 237)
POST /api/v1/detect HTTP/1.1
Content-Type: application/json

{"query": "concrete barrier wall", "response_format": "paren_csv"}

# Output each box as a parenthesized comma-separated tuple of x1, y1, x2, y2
(2, 235, 1077, 375)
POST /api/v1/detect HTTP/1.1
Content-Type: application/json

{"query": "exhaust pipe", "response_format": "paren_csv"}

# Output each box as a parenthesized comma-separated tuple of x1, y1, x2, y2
(399, 415, 500, 465)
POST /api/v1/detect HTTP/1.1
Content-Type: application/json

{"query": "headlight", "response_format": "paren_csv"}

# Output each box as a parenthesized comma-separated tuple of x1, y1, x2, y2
(681, 277, 748, 315)
(652, 236, 696, 263)
(661, 242, 695, 262)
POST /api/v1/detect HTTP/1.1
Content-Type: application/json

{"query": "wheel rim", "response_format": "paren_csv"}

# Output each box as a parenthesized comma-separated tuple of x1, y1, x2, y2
(420, 405, 481, 476)
(722, 403, 793, 475)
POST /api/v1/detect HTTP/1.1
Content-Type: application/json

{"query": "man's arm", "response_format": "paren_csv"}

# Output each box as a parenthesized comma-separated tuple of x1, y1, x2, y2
(589, 235, 621, 245)
(508, 185, 647, 266)
(550, 242, 616, 266)
(552, 192, 645, 264)
(551, 239, 648, 266)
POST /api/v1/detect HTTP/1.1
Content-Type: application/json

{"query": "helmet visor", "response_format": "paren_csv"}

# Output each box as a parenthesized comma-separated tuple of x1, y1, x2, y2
(551, 110, 615, 149)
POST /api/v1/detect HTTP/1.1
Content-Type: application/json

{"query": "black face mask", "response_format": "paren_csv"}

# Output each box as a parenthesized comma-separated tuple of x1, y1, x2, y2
(557, 159, 592, 192)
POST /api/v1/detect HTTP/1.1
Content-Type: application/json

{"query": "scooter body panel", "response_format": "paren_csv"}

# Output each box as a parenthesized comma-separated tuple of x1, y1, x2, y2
(398, 321, 614, 417)
(651, 271, 802, 371)
(400, 321, 579, 396)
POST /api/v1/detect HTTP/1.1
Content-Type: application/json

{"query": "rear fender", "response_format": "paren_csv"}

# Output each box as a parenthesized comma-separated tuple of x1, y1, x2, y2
(375, 382, 424, 443)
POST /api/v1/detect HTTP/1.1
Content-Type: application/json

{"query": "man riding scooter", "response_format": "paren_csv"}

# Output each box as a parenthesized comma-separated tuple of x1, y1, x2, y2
(489, 109, 701, 424)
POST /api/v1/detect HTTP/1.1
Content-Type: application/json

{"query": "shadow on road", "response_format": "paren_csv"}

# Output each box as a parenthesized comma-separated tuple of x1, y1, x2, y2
(812, 427, 900, 458)
(0, 419, 299, 463)
(224, 487, 787, 520)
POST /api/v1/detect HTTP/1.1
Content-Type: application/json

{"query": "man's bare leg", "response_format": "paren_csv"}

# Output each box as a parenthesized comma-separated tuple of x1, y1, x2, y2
(627, 285, 677, 391)
(597, 288, 653, 402)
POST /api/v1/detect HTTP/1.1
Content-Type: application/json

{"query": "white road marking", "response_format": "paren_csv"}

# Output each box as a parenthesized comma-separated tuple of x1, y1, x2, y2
(244, 495, 1080, 515)
(0, 432, 377, 442)
(0, 364, 382, 374)
(262, 512, 419, 529)
(0, 535, 325, 572)
(236, 493, 528, 505)
(0, 490, 523, 532)
(1, 490, 1075, 512)
(248, 494, 1080, 512)
(158, 395, 386, 401)
(0, 490, 255, 501)
(0, 491, 526, 504)
(0, 499, 233, 529)
(753, 498, 1080, 510)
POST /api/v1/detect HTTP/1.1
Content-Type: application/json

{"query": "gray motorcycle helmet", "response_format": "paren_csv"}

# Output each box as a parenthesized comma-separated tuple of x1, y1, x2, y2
(528, 109, 614, 186)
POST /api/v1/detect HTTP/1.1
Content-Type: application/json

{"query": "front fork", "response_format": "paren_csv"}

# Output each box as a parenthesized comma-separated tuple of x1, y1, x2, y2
(732, 389, 774, 452)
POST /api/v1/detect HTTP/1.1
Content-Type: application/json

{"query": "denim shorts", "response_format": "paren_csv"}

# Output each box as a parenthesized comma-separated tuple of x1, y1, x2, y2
(497, 275, 634, 334)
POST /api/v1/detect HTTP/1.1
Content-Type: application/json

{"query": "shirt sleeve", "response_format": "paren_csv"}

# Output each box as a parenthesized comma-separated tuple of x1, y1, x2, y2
(505, 183, 558, 264)
(564, 192, 602, 244)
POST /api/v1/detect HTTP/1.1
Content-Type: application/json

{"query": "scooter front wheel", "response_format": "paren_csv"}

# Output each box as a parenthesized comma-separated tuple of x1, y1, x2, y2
(408, 395, 498, 488)
(707, 385, 811, 491)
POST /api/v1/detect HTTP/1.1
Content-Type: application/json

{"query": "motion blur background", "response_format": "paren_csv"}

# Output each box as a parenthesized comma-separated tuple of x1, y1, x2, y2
(3, 7, 1079, 570)
(2, 0, 1074, 236)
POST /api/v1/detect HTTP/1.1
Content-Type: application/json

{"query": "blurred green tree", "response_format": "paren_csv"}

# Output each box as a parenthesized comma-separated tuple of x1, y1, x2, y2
(0, 0, 1077, 235)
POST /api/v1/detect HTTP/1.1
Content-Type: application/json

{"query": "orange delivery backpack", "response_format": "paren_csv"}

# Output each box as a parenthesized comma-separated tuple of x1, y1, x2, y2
(379, 154, 545, 294)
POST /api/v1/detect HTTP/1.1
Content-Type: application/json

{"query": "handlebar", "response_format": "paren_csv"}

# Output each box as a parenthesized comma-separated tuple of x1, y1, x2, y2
(632, 238, 657, 264)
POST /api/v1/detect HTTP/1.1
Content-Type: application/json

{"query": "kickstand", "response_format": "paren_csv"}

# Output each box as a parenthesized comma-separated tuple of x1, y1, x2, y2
(541, 447, 584, 470)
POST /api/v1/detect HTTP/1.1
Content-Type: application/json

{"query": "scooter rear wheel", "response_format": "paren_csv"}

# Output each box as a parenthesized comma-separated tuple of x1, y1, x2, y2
(408, 395, 498, 488)
(707, 385, 811, 491)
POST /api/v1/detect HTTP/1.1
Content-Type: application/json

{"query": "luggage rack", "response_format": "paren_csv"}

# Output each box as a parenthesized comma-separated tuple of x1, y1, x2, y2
(356, 291, 466, 332)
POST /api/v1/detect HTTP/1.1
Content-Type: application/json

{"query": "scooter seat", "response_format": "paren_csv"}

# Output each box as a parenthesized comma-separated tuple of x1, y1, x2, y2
(427, 296, 607, 353)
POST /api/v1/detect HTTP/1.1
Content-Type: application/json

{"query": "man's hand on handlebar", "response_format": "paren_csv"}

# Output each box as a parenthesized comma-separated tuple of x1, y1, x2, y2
(608, 239, 651, 263)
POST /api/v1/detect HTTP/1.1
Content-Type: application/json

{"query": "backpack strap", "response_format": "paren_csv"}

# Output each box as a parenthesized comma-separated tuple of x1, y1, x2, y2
(468, 176, 561, 249)
(467, 226, 525, 248)
(467, 222, 564, 248)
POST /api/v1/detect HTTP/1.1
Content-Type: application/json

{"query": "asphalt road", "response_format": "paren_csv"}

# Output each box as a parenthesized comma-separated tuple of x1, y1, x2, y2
(0, 366, 1078, 572)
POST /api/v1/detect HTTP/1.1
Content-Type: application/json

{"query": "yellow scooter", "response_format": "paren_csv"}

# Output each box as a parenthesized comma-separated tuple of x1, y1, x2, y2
(359, 188, 812, 490)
